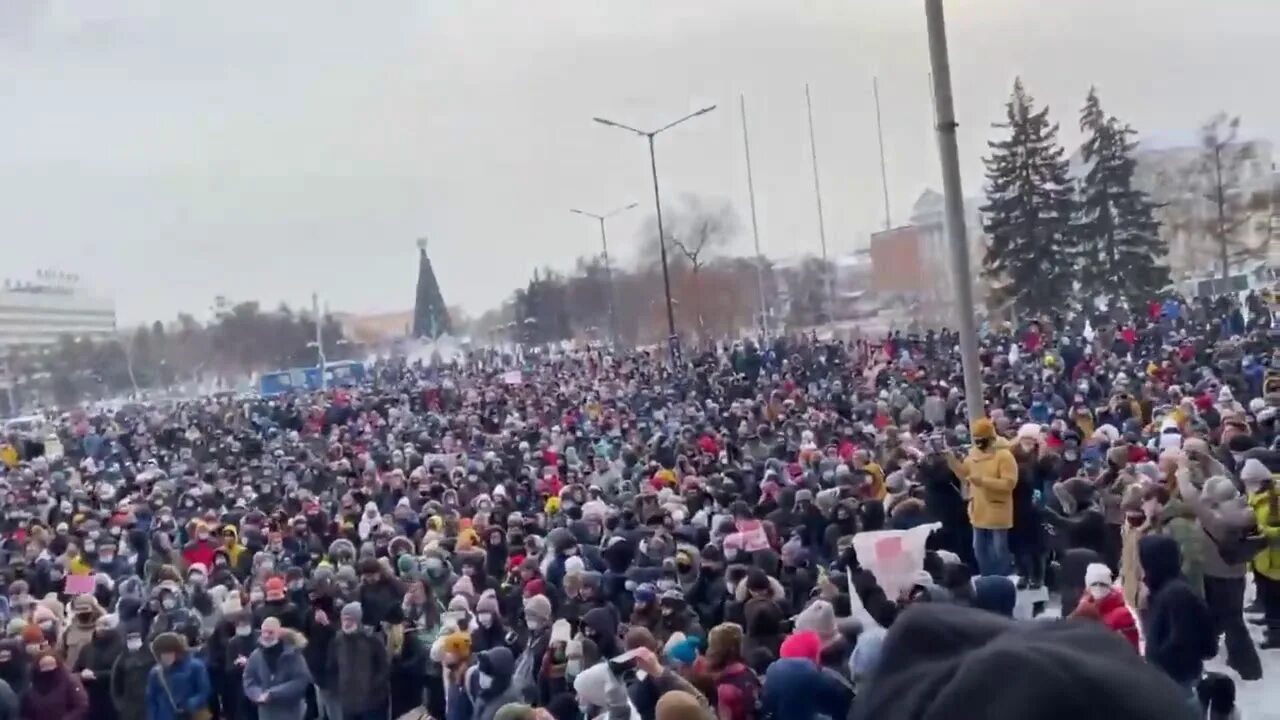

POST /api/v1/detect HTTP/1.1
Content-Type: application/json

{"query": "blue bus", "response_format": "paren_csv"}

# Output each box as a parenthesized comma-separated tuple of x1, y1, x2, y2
(259, 360, 367, 396)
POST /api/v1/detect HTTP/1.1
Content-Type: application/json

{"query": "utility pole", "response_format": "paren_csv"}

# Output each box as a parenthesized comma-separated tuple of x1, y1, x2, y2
(874, 77, 892, 230)
(805, 84, 834, 321)
(926, 0, 985, 421)
(740, 94, 769, 338)
(312, 292, 327, 391)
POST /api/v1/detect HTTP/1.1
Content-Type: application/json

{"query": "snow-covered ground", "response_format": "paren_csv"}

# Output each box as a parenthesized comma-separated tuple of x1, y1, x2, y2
(1018, 580, 1278, 720)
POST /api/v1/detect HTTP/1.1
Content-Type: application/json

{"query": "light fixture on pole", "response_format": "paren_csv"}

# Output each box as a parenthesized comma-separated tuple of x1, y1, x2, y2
(570, 202, 638, 347)
(593, 104, 717, 367)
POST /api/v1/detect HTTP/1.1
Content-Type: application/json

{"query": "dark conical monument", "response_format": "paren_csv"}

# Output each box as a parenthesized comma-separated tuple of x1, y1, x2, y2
(412, 238, 452, 338)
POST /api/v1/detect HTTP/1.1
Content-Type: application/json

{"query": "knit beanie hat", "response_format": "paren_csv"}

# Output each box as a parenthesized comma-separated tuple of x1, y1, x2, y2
(476, 589, 501, 616)
(779, 630, 822, 664)
(448, 594, 472, 613)
(1240, 458, 1271, 493)
(340, 601, 363, 624)
(633, 583, 657, 605)
(1085, 563, 1113, 588)
(795, 600, 839, 645)
(20, 625, 44, 645)
(151, 632, 186, 655)
(523, 594, 552, 624)
(665, 633, 701, 666)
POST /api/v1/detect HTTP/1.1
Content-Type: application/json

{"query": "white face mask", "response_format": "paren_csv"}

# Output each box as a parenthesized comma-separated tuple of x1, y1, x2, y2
(478, 613, 494, 628)
(127, 638, 143, 651)
(236, 626, 252, 637)
(477, 671, 494, 690)
(526, 618, 542, 632)
(1087, 585, 1110, 601)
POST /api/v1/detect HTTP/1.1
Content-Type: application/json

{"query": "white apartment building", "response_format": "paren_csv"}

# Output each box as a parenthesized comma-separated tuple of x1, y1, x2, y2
(0, 272, 117, 350)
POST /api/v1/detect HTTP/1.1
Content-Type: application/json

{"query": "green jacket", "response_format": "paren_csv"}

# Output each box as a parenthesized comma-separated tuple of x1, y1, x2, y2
(1158, 499, 1206, 598)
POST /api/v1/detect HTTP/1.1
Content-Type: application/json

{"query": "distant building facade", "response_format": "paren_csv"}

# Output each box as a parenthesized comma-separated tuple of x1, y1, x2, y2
(0, 272, 116, 350)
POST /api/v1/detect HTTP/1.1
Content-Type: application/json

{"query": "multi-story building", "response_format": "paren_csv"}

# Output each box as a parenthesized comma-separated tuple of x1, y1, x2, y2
(0, 271, 117, 350)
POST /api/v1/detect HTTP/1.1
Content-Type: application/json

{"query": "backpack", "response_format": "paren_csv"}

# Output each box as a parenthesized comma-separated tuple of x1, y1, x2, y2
(717, 665, 762, 720)
(1206, 525, 1267, 566)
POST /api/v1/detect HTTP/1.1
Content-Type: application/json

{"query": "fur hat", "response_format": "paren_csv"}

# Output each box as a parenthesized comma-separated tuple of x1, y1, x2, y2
(707, 622, 744, 659)
(151, 632, 186, 655)
(970, 418, 996, 440)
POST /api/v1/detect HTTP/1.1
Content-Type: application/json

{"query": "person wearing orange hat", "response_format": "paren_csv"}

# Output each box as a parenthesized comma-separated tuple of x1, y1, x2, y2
(254, 577, 303, 631)
(947, 417, 1019, 576)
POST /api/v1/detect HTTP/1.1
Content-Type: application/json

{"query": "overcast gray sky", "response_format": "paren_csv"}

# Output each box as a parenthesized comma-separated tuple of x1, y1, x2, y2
(2, 0, 1276, 326)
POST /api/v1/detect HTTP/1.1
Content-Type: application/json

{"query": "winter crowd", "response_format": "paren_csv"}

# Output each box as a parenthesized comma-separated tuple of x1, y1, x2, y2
(0, 290, 1278, 720)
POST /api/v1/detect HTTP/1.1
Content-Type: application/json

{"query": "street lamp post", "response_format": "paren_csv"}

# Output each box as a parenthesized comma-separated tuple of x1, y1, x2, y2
(570, 202, 638, 347)
(593, 105, 717, 367)
(926, 0, 985, 420)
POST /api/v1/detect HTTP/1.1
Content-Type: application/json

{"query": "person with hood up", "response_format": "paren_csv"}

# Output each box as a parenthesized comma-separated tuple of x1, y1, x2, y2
(853, 603, 1202, 720)
(108, 625, 155, 720)
(242, 617, 312, 720)
(1176, 466, 1263, 681)
(465, 647, 522, 720)
(946, 418, 1018, 576)
(969, 576, 1017, 618)
(181, 523, 218, 571)
(326, 602, 391, 720)
(145, 632, 211, 720)
(0, 640, 30, 700)
(760, 631, 851, 720)
(71, 612, 124, 720)
(657, 590, 704, 645)
(21, 650, 88, 720)
(1139, 534, 1217, 693)
(219, 527, 247, 573)
(58, 594, 104, 671)
(1068, 564, 1139, 652)
(579, 606, 622, 661)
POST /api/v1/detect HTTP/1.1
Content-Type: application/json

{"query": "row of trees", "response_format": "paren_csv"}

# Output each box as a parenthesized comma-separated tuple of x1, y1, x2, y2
(6, 302, 358, 410)
(472, 195, 835, 347)
(982, 79, 1266, 316)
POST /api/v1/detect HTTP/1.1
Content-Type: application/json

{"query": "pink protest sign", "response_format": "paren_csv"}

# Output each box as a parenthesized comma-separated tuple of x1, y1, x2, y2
(64, 574, 95, 596)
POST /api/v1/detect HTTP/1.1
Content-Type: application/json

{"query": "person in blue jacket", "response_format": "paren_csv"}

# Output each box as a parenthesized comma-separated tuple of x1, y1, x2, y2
(145, 632, 211, 720)
(242, 617, 313, 720)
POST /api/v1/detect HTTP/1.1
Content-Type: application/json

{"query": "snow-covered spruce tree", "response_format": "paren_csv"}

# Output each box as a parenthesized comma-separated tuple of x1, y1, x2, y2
(981, 78, 1078, 317)
(1075, 87, 1169, 308)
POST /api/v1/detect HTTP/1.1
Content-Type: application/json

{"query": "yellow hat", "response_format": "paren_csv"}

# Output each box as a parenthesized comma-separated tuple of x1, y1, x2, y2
(545, 496, 562, 515)
(970, 417, 996, 440)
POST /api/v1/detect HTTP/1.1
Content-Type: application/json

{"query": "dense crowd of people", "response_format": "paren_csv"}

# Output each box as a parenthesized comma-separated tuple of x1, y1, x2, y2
(0, 289, 1278, 720)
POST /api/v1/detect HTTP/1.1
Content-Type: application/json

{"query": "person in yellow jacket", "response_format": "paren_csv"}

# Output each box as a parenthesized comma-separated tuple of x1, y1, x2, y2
(0, 441, 17, 469)
(947, 417, 1019, 576)
(1242, 460, 1280, 649)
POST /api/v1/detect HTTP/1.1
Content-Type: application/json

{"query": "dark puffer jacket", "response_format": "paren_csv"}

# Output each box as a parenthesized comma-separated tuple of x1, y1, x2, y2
(1139, 534, 1216, 685)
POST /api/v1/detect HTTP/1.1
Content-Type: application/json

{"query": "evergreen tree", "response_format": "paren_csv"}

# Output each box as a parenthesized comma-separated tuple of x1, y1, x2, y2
(1075, 87, 1169, 307)
(412, 239, 453, 338)
(981, 78, 1078, 316)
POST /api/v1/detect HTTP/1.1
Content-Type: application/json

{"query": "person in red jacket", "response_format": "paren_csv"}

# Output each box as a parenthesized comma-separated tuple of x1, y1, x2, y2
(1069, 563, 1140, 652)
(181, 521, 217, 569)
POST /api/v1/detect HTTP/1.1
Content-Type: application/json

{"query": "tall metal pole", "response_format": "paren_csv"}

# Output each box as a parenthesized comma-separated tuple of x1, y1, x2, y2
(313, 292, 328, 391)
(874, 76, 892, 230)
(805, 83, 833, 320)
(740, 94, 768, 339)
(926, 0, 984, 421)
(648, 135, 679, 366)
(597, 217, 619, 346)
